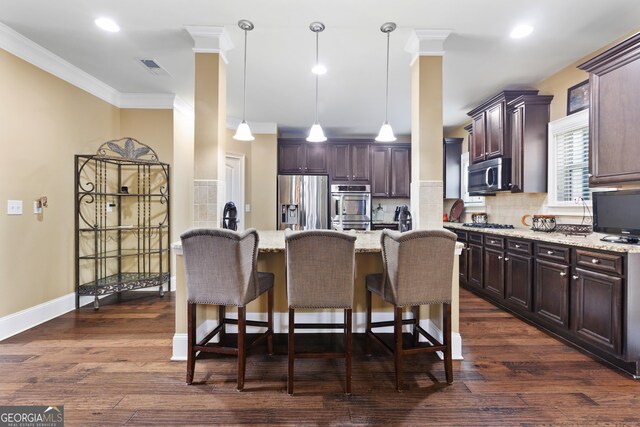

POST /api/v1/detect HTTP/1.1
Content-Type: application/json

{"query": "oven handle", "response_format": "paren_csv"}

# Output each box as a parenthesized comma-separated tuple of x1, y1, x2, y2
(339, 195, 344, 230)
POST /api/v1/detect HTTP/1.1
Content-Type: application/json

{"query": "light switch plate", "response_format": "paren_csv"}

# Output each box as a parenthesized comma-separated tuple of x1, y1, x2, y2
(7, 200, 23, 215)
(245, 204, 251, 212)
(33, 201, 42, 214)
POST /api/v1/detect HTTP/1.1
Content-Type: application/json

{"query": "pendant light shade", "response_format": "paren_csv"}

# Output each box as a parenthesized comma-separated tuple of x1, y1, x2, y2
(375, 22, 397, 142)
(307, 22, 327, 143)
(233, 20, 255, 141)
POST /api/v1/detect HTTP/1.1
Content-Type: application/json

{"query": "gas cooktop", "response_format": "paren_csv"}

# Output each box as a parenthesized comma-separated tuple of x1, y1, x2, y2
(462, 223, 515, 229)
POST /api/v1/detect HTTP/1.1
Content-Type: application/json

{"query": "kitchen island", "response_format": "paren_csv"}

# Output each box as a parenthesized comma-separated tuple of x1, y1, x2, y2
(170, 230, 464, 361)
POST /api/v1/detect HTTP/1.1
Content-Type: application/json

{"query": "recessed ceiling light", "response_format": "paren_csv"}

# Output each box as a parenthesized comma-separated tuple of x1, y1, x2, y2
(510, 24, 533, 39)
(312, 64, 327, 75)
(95, 17, 120, 33)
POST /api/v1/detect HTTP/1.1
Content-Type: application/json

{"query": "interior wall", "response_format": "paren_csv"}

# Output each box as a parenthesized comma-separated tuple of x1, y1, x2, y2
(172, 110, 195, 241)
(0, 49, 120, 317)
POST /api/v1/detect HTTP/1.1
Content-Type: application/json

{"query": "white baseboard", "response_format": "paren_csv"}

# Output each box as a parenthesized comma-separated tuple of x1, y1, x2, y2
(171, 319, 218, 361)
(2, 281, 176, 342)
(170, 312, 464, 361)
(0, 292, 76, 341)
(420, 319, 464, 360)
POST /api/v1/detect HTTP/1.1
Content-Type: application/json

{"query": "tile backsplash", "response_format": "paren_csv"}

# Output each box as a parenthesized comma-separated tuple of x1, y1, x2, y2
(445, 192, 547, 227)
(371, 197, 410, 222)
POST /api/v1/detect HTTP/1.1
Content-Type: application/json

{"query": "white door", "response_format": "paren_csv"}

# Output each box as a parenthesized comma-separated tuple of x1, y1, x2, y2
(225, 154, 245, 231)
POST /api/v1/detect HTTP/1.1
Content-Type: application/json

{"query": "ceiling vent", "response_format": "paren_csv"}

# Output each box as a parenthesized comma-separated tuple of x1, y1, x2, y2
(137, 58, 170, 76)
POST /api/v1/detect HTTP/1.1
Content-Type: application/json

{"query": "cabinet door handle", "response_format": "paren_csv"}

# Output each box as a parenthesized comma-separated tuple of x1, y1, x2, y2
(547, 250, 554, 255)
(491, 240, 497, 244)
(588, 173, 593, 178)
(591, 259, 600, 264)
(498, 255, 503, 260)
(485, 152, 489, 156)
(515, 244, 521, 248)
(560, 272, 567, 277)
(572, 275, 580, 280)
(504, 257, 510, 261)
(466, 247, 472, 251)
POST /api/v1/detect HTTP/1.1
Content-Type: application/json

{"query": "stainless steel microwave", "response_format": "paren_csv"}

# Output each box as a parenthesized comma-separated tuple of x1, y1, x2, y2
(468, 157, 511, 195)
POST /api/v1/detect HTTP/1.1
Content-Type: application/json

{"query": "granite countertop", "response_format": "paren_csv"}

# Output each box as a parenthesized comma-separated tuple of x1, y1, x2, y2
(444, 222, 640, 253)
(172, 229, 463, 255)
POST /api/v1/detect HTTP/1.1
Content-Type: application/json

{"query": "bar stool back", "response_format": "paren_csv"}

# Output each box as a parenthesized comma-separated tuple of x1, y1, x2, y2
(365, 229, 457, 390)
(181, 228, 274, 391)
(285, 229, 356, 395)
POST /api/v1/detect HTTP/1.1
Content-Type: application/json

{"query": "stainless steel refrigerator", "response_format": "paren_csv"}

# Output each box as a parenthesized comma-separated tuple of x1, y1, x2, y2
(277, 175, 329, 230)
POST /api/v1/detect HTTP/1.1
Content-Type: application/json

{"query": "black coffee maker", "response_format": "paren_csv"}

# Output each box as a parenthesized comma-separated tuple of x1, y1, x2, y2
(222, 201, 238, 231)
(398, 205, 412, 232)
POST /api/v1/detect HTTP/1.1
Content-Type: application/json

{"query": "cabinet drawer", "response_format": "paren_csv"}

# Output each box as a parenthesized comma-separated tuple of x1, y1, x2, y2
(575, 249, 623, 275)
(453, 229, 467, 242)
(485, 235, 504, 249)
(468, 232, 483, 245)
(507, 238, 533, 255)
(536, 243, 570, 263)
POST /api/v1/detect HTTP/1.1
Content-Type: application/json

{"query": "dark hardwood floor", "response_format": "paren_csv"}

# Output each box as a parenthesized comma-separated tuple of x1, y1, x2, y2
(1, 289, 640, 425)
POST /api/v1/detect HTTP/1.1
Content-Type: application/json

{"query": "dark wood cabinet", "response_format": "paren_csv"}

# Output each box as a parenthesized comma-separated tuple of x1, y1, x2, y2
(508, 95, 553, 193)
(535, 259, 570, 329)
(446, 225, 640, 376)
(572, 267, 623, 355)
(443, 138, 463, 198)
(467, 90, 538, 165)
(505, 253, 533, 311)
(278, 141, 327, 175)
(370, 145, 411, 198)
(486, 103, 504, 158)
(484, 248, 505, 298)
(331, 144, 370, 183)
(370, 146, 389, 196)
(579, 33, 640, 186)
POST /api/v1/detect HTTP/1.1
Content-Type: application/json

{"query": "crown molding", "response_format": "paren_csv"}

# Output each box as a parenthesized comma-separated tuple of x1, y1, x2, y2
(0, 21, 120, 105)
(405, 29, 453, 65)
(227, 117, 277, 135)
(184, 25, 234, 64)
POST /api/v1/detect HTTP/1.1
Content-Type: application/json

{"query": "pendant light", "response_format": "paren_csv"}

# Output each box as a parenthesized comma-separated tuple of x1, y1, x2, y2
(375, 22, 397, 142)
(307, 22, 327, 142)
(233, 20, 255, 141)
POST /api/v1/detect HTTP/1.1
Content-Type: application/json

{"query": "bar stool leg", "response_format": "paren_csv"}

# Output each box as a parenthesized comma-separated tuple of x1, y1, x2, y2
(218, 305, 226, 345)
(237, 306, 246, 391)
(365, 289, 372, 356)
(288, 308, 295, 395)
(394, 306, 403, 391)
(413, 305, 420, 347)
(186, 303, 196, 384)
(267, 288, 274, 355)
(345, 308, 352, 395)
(443, 303, 453, 384)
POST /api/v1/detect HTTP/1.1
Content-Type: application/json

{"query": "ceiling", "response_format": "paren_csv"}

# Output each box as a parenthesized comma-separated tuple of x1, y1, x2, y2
(2, 1, 640, 137)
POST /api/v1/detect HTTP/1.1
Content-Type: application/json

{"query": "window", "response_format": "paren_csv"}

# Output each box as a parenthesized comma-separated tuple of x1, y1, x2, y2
(461, 152, 485, 209)
(547, 109, 591, 214)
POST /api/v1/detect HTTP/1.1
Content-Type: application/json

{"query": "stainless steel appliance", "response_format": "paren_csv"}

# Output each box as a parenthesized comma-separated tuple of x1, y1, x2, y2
(398, 205, 412, 232)
(278, 175, 329, 230)
(468, 157, 512, 195)
(331, 184, 371, 230)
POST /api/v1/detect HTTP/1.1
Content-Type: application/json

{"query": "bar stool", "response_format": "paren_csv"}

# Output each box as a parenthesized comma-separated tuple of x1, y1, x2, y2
(365, 229, 457, 390)
(284, 230, 356, 395)
(180, 228, 274, 391)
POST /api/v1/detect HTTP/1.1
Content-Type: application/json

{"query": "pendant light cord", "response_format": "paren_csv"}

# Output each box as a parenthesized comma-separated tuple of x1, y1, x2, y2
(242, 28, 248, 122)
(314, 31, 319, 124)
(384, 31, 390, 123)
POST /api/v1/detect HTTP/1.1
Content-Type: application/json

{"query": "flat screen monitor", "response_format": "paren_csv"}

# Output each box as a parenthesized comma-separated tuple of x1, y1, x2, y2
(593, 189, 640, 240)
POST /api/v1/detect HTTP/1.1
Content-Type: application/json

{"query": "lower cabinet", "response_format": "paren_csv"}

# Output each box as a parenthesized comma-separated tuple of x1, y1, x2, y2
(484, 248, 505, 298)
(572, 267, 623, 355)
(505, 253, 533, 311)
(446, 225, 636, 376)
(534, 259, 570, 329)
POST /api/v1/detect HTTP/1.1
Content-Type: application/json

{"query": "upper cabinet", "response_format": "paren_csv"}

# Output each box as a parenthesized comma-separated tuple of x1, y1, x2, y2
(508, 94, 554, 193)
(330, 143, 370, 183)
(578, 32, 640, 186)
(467, 90, 538, 164)
(443, 137, 463, 198)
(278, 141, 328, 175)
(370, 145, 411, 198)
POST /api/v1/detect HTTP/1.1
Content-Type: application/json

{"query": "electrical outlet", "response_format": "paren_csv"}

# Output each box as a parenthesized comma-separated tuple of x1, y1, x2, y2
(106, 202, 114, 213)
(33, 201, 42, 214)
(7, 200, 22, 215)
